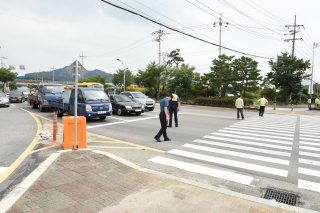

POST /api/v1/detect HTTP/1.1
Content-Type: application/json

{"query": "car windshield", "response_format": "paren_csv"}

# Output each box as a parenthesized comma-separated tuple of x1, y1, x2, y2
(17, 87, 30, 92)
(83, 90, 110, 101)
(10, 91, 22, 96)
(0, 93, 6, 97)
(114, 95, 132, 102)
(132, 93, 147, 98)
(43, 85, 64, 94)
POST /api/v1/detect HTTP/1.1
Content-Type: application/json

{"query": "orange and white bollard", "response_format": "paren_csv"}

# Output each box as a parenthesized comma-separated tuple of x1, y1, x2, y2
(53, 111, 58, 142)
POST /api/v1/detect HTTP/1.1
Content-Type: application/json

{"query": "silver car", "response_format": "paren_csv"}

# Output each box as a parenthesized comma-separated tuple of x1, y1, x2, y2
(120, 91, 155, 111)
(0, 92, 10, 107)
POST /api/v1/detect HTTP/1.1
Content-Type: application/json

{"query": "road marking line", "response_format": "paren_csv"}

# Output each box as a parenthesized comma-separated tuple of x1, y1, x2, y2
(300, 141, 320, 147)
(29, 144, 60, 154)
(194, 139, 291, 157)
(210, 132, 292, 145)
(0, 112, 41, 184)
(299, 134, 320, 138)
(204, 136, 292, 150)
(0, 167, 8, 175)
(300, 127, 320, 131)
(299, 158, 320, 166)
(298, 179, 320, 193)
(223, 127, 293, 136)
(86, 116, 158, 129)
(218, 130, 292, 141)
(231, 123, 295, 130)
(21, 108, 30, 113)
(168, 149, 288, 177)
(240, 121, 296, 127)
(148, 156, 256, 186)
(298, 131, 320, 135)
(183, 144, 290, 165)
(299, 167, 320, 177)
(299, 137, 319, 142)
(299, 151, 320, 158)
(181, 112, 234, 119)
(230, 125, 294, 134)
(299, 146, 320, 152)
(109, 116, 127, 121)
(88, 146, 143, 149)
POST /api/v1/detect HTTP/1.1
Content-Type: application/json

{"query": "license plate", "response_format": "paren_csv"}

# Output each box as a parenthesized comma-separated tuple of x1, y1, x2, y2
(11, 99, 16, 100)
(97, 111, 106, 114)
(135, 109, 141, 112)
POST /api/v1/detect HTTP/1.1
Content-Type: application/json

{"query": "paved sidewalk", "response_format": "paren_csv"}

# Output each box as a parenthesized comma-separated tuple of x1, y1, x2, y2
(1, 150, 308, 213)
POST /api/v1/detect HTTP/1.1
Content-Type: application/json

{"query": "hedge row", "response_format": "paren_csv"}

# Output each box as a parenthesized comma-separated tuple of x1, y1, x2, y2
(194, 96, 253, 107)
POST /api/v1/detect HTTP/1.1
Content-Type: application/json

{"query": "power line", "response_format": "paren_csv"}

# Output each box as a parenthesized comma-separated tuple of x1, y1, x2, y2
(100, 0, 276, 60)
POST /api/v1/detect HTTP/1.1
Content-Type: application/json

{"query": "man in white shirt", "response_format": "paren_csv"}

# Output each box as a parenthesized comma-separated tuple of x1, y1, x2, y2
(258, 95, 268, 117)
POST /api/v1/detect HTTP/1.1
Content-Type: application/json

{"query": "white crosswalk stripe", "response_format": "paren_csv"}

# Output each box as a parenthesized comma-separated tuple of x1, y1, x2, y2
(148, 114, 298, 186)
(0, 167, 8, 175)
(298, 116, 320, 193)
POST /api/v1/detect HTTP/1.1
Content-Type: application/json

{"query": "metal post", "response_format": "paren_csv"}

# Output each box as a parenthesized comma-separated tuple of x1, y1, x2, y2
(74, 60, 79, 150)
(292, 15, 296, 58)
(219, 13, 222, 56)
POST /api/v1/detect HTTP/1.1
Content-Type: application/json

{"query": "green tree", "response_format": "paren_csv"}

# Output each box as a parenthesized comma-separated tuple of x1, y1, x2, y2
(79, 75, 108, 85)
(232, 56, 262, 97)
(112, 69, 134, 91)
(168, 63, 195, 102)
(207, 54, 235, 98)
(0, 68, 17, 92)
(164, 48, 184, 68)
(134, 61, 165, 100)
(266, 52, 311, 103)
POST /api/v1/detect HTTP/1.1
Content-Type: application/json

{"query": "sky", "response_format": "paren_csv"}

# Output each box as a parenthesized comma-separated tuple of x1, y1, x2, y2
(1, 0, 320, 83)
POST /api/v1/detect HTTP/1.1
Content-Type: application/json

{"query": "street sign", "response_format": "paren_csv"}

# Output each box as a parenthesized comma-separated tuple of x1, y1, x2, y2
(65, 60, 87, 79)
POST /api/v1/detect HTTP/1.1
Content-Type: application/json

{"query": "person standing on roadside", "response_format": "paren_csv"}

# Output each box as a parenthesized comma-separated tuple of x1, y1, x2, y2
(168, 89, 180, 127)
(154, 93, 173, 142)
(258, 95, 268, 117)
(315, 97, 319, 107)
(308, 98, 311, 109)
(235, 94, 244, 120)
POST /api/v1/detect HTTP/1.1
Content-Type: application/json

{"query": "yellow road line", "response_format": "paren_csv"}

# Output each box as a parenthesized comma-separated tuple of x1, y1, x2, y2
(0, 112, 41, 184)
(33, 113, 165, 153)
(29, 144, 60, 154)
(88, 146, 143, 149)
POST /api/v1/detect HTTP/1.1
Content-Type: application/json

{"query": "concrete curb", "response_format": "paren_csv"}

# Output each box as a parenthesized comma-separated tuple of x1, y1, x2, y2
(1, 150, 319, 213)
(0, 153, 61, 213)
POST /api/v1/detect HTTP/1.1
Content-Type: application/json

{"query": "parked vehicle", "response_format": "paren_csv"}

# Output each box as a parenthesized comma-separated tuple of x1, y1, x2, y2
(77, 82, 104, 90)
(120, 91, 155, 111)
(9, 90, 25, 103)
(28, 83, 65, 112)
(109, 95, 144, 116)
(48, 87, 113, 120)
(0, 92, 10, 107)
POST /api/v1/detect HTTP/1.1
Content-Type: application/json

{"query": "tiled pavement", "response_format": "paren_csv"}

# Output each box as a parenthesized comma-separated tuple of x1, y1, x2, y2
(4, 150, 300, 213)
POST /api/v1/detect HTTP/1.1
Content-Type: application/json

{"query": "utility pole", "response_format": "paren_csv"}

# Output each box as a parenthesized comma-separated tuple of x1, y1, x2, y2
(310, 42, 320, 100)
(51, 67, 55, 82)
(79, 51, 87, 66)
(213, 13, 228, 56)
(284, 15, 304, 58)
(152, 26, 169, 65)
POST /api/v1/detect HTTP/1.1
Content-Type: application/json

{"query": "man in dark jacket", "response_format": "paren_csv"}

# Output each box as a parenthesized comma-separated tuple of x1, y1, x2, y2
(168, 89, 180, 127)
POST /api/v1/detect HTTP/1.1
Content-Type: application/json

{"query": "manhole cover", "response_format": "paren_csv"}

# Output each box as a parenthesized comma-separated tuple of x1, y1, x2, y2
(264, 189, 297, 206)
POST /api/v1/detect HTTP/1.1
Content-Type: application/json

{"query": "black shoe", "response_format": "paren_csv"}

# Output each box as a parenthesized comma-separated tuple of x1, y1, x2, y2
(242, 118, 244, 120)
(154, 137, 161, 142)
(164, 138, 171, 141)
(167, 125, 172, 127)
(175, 124, 178, 127)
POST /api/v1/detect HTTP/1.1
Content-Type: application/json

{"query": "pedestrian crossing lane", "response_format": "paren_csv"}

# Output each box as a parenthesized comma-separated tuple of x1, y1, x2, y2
(149, 114, 297, 186)
(298, 116, 320, 193)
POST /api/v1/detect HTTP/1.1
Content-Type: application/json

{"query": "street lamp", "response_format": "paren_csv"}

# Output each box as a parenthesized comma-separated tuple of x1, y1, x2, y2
(0, 57, 6, 68)
(310, 42, 320, 102)
(117, 59, 126, 92)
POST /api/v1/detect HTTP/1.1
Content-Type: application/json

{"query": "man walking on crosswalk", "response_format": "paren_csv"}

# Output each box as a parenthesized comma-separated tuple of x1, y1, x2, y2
(258, 95, 268, 117)
(235, 94, 244, 120)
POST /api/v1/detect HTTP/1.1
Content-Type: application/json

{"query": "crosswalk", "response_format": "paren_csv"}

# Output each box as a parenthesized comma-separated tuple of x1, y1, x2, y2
(148, 114, 318, 193)
(298, 116, 320, 193)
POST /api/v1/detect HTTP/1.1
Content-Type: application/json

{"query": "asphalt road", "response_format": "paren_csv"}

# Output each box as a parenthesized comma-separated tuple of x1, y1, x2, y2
(1, 102, 320, 211)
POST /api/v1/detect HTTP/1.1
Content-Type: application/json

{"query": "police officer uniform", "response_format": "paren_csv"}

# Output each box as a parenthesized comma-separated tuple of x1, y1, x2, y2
(168, 89, 180, 127)
(154, 94, 172, 142)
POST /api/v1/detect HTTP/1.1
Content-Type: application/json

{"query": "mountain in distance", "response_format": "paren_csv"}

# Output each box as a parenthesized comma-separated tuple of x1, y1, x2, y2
(24, 67, 113, 82)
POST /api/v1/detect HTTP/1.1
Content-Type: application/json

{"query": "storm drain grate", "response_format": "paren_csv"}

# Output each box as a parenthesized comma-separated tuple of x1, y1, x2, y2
(264, 189, 297, 206)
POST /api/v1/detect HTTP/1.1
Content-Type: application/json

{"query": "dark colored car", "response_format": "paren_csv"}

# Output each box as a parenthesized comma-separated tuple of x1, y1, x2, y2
(109, 95, 144, 116)
(0, 92, 10, 107)
(9, 90, 25, 103)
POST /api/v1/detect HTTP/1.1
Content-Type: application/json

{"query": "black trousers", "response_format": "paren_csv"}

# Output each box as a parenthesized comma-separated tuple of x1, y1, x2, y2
(155, 111, 169, 139)
(169, 107, 178, 126)
(259, 106, 265, 116)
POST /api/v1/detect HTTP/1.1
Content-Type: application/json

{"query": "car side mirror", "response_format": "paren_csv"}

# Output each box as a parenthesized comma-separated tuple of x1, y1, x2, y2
(129, 96, 133, 99)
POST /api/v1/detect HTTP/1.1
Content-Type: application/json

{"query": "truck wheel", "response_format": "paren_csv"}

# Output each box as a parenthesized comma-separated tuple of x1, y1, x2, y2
(99, 116, 106, 120)
(55, 109, 63, 117)
(117, 108, 123, 116)
(32, 102, 38, 109)
(136, 112, 141, 115)
(39, 104, 45, 112)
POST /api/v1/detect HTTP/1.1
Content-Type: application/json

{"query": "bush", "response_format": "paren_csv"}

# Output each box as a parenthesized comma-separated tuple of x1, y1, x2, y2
(194, 96, 253, 107)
